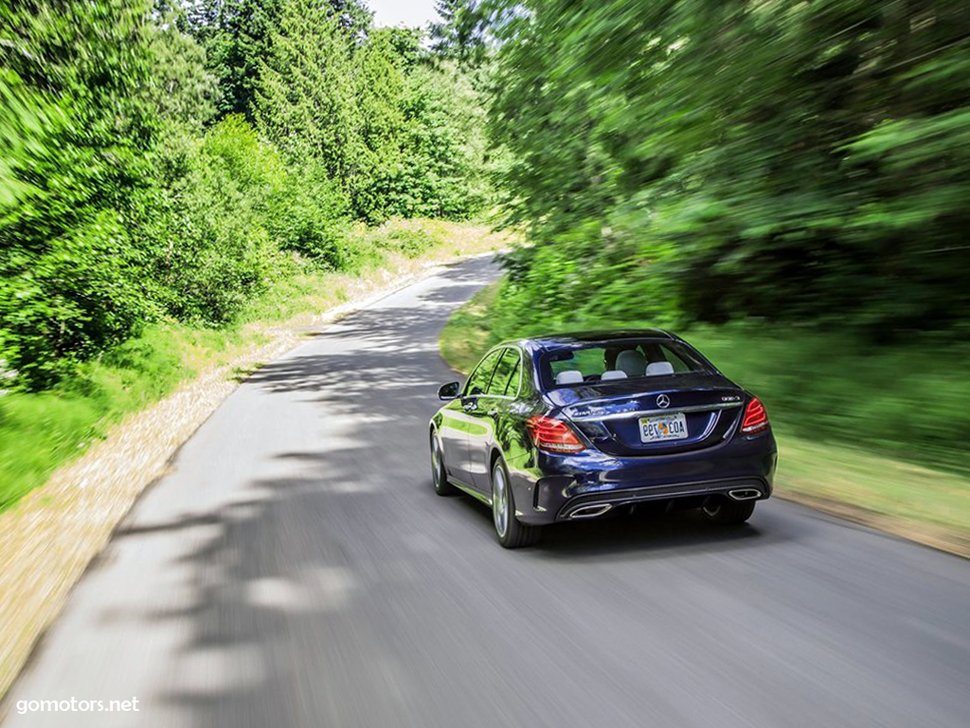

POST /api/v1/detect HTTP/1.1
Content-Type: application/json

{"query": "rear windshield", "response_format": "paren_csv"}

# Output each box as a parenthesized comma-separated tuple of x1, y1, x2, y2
(539, 340, 714, 389)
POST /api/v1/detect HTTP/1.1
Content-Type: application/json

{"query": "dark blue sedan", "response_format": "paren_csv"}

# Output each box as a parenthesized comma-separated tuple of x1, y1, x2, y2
(430, 330, 777, 548)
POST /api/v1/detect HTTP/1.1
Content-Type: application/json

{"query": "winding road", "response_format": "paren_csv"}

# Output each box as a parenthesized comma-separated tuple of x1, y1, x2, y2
(4, 257, 970, 727)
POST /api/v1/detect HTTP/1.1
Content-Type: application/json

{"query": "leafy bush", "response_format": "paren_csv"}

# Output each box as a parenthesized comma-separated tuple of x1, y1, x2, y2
(485, 0, 970, 340)
(138, 117, 288, 325)
(267, 163, 350, 268)
(373, 63, 491, 221)
(1, 212, 154, 386)
(0, 0, 158, 389)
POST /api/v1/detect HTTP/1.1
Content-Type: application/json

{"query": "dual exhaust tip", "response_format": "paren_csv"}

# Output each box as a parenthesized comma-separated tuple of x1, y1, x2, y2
(727, 488, 762, 501)
(568, 488, 762, 518)
(569, 504, 613, 519)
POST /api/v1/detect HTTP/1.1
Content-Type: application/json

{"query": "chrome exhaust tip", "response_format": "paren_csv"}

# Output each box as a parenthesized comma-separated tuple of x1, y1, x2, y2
(727, 488, 761, 501)
(570, 504, 613, 519)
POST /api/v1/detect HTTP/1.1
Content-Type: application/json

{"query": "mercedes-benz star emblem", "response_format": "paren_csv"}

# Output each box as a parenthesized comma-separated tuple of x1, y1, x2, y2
(657, 394, 670, 409)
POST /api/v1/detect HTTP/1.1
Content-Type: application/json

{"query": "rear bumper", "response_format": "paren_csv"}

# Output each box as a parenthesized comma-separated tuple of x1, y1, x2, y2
(555, 477, 770, 520)
(509, 431, 777, 525)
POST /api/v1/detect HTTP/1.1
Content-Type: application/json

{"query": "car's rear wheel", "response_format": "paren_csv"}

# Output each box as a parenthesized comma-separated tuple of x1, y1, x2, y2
(431, 432, 457, 496)
(491, 458, 541, 549)
(701, 498, 756, 525)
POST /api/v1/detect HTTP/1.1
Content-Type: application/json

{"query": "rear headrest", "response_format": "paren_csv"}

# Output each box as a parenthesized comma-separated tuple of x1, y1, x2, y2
(616, 350, 647, 377)
(646, 361, 675, 376)
(555, 370, 584, 385)
(600, 370, 628, 381)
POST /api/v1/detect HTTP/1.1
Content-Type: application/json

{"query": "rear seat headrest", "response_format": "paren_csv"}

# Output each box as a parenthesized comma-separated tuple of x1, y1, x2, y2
(555, 370, 584, 385)
(600, 370, 628, 381)
(646, 361, 675, 376)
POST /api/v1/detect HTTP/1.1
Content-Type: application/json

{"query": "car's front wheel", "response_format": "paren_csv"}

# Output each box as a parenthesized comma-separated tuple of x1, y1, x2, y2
(491, 457, 541, 549)
(701, 498, 756, 525)
(431, 431, 457, 496)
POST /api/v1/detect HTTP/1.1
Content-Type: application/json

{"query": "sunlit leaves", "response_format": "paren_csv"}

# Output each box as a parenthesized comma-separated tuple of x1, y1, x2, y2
(485, 0, 970, 338)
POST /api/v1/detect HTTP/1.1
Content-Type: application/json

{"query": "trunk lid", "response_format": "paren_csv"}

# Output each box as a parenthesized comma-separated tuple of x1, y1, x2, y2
(547, 373, 745, 456)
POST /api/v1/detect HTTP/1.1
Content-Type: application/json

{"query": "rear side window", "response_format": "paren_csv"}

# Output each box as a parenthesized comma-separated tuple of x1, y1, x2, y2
(488, 348, 521, 397)
(542, 340, 712, 388)
(503, 355, 522, 396)
(466, 349, 503, 396)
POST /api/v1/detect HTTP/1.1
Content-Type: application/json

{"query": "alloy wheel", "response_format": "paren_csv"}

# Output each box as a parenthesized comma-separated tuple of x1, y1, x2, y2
(492, 464, 509, 538)
(432, 437, 443, 487)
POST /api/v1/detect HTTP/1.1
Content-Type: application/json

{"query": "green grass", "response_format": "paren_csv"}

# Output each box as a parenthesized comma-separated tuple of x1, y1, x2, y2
(439, 281, 500, 375)
(0, 219, 507, 511)
(684, 324, 970, 478)
(0, 327, 187, 508)
(440, 279, 970, 541)
(776, 433, 970, 534)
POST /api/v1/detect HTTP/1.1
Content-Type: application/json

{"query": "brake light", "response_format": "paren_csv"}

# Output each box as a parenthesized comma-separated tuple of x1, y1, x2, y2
(526, 416, 586, 453)
(741, 397, 768, 433)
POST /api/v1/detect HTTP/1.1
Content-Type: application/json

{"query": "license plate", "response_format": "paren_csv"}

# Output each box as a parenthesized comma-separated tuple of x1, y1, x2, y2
(639, 413, 688, 443)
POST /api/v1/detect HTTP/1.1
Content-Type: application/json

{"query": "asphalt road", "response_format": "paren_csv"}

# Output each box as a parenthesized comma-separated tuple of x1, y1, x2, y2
(4, 257, 970, 728)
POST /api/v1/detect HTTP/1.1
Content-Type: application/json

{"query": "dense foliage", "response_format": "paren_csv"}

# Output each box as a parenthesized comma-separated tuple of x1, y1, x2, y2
(0, 0, 159, 387)
(0, 0, 492, 389)
(483, 0, 970, 341)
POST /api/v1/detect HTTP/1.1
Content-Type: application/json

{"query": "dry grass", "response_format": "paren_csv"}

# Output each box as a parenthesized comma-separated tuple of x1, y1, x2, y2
(774, 434, 970, 557)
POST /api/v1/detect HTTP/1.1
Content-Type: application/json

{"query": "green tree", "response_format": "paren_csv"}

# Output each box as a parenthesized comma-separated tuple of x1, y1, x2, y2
(328, 0, 372, 41)
(182, 0, 371, 119)
(352, 27, 407, 221)
(149, 9, 219, 130)
(254, 0, 360, 182)
(429, 0, 487, 66)
(185, 0, 281, 119)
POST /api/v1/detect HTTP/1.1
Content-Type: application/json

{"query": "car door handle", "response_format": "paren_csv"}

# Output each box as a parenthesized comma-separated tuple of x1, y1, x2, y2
(487, 409, 498, 417)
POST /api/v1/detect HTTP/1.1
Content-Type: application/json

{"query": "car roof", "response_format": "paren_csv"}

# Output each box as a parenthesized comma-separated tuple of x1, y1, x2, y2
(506, 329, 680, 353)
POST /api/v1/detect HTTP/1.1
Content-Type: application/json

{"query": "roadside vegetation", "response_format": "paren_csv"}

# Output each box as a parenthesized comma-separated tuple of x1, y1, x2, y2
(479, 0, 970, 344)
(451, 284, 970, 478)
(434, 4, 970, 494)
(0, 0, 498, 508)
(1, 219, 504, 510)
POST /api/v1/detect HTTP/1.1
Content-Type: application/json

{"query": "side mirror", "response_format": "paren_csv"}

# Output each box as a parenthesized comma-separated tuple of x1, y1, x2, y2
(438, 381, 461, 400)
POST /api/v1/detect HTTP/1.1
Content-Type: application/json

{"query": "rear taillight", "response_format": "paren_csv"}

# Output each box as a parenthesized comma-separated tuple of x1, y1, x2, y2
(526, 416, 586, 454)
(741, 397, 768, 433)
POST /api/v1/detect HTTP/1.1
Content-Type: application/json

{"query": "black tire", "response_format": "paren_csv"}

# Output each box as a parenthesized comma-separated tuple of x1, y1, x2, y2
(701, 498, 756, 525)
(431, 431, 457, 496)
(490, 457, 541, 549)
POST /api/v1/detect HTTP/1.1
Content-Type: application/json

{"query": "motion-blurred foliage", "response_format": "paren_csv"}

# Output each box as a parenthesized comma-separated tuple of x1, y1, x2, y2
(0, 0, 493, 389)
(484, 0, 970, 340)
(0, 0, 158, 387)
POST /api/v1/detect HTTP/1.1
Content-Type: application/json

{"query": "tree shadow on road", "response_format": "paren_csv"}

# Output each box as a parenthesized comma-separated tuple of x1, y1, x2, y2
(96, 256, 797, 727)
